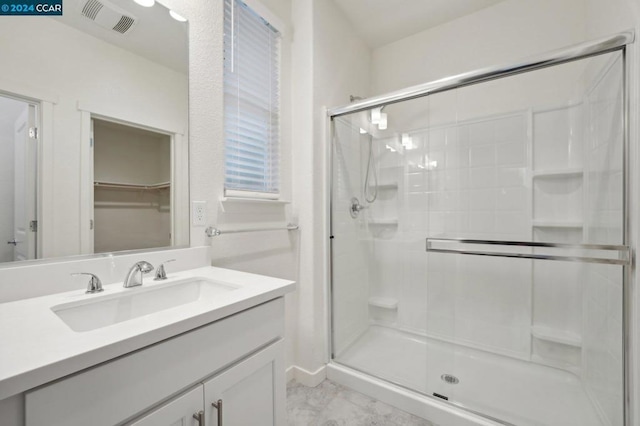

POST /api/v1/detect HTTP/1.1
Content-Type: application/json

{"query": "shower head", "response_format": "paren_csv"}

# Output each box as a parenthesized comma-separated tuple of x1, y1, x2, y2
(371, 106, 387, 130)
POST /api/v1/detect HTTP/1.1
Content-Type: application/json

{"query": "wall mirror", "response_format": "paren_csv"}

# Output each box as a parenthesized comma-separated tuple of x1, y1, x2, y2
(0, 0, 189, 265)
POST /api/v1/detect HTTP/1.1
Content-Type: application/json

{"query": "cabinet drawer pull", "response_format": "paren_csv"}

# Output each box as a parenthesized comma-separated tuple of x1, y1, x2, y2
(192, 410, 204, 425)
(211, 399, 223, 425)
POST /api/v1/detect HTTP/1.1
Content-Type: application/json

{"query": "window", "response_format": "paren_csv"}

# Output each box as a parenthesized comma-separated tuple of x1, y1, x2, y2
(223, 0, 281, 197)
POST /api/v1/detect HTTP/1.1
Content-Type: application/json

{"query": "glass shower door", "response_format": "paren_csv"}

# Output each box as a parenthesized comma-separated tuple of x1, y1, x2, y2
(423, 51, 626, 425)
(329, 47, 627, 426)
(331, 99, 435, 395)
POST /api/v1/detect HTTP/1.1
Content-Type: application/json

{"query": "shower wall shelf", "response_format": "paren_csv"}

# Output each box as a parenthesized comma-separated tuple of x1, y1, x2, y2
(530, 355, 581, 376)
(531, 325, 582, 347)
(532, 221, 583, 229)
(375, 183, 398, 190)
(368, 297, 398, 310)
(367, 219, 399, 226)
(532, 168, 584, 179)
(94, 181, 170, 191)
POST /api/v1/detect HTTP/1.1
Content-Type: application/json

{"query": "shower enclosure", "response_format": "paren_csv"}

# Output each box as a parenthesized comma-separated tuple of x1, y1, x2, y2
(329, 33, 632, 426)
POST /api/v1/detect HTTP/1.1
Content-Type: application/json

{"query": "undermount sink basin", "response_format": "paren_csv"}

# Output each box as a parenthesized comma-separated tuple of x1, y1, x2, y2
(52, 278, 238, 332)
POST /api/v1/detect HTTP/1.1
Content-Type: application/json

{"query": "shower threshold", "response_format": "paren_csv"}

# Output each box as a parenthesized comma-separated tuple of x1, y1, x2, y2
(334, 325, 603, 426)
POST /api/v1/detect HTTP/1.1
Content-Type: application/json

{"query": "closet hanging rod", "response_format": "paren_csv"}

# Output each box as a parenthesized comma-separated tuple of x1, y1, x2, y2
(205, 224, 299, 237)
(426, 238, 630, 266)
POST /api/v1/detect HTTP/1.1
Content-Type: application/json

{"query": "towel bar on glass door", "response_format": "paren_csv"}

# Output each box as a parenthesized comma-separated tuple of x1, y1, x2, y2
(425, 238, 630, 265)
(205, 224, 299, 237)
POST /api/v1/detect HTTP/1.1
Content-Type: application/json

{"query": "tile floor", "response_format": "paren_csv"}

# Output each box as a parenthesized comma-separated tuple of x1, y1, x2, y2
(287, 380, 436, 426)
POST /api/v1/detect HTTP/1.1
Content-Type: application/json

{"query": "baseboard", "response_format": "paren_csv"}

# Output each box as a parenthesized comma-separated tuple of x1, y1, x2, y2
(286, 364, 327, 387)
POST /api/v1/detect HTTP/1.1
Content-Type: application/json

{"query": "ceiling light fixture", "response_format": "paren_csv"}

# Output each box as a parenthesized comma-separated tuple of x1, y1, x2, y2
(169, 10, 187, 22)
(133, 0, 155, 7)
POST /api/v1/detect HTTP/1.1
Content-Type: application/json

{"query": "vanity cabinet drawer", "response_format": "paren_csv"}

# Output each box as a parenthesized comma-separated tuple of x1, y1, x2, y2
(25, 298, 284, 426)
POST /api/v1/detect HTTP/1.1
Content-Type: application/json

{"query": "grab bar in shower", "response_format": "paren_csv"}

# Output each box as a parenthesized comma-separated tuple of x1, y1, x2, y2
(205, 223, 299, 237)
(425, 238, 630, 265)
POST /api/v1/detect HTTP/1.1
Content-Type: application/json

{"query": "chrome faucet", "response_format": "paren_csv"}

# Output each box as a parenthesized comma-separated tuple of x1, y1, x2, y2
(123, 261, 154, 288)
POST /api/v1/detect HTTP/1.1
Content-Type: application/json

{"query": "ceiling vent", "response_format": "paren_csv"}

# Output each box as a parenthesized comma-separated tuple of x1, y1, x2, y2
(80, 0, 138, 35)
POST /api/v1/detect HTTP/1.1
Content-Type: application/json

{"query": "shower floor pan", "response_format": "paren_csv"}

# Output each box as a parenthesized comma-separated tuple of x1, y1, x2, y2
(335, 325, 602, 426)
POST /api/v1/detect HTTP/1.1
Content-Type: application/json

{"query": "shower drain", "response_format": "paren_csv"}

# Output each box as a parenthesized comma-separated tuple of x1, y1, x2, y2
(441, 374, 460, 384)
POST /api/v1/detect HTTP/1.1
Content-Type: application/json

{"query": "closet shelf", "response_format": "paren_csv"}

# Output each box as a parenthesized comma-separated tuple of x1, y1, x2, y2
(532, 168, 583, 179)
(532, 221, 583, 229)
(531, 325, 582, 347)
(94, 181, 170, 191)
(368, 297, 398, 310)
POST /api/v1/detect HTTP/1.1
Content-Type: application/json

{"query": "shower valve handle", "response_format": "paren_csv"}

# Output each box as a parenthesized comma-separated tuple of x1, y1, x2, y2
(350, 197, 368, 218)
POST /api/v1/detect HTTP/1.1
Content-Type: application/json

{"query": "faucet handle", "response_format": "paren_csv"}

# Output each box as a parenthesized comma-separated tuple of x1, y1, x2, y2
(72, 273, 104, 294)
(154, 259, 176, 281)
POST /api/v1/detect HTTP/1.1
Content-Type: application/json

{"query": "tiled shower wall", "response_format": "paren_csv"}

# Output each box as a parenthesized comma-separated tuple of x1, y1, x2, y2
(366, 113, 533, 359)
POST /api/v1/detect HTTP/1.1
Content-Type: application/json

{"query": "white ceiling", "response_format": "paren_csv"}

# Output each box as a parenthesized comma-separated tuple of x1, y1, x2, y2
(333, 0, 506, 49)
(53, 0, 187, 73)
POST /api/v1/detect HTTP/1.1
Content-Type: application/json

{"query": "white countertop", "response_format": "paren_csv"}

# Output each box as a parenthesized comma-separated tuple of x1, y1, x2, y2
(0, 266, 295, 401)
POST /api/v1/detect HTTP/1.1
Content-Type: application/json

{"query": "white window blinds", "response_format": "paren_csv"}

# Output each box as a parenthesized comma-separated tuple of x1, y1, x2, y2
(224, 0, 281, 196)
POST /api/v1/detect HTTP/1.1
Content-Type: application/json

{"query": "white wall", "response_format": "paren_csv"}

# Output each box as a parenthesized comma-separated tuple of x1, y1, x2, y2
(370, 0, 587, 96)
(0, 17, 187, 259)
(295, 0, 371, 379)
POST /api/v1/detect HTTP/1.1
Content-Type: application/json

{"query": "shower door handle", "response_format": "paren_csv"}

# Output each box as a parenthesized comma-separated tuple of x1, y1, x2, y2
(426, 238, 630, 266)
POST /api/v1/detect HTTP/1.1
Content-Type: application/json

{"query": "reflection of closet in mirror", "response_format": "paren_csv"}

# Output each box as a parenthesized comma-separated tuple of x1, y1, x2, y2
(92, 119, 171, 254)
(0, 95, 38, 263)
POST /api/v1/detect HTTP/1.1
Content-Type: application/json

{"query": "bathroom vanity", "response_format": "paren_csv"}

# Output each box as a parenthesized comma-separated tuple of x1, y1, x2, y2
(0, 257, 295, 426)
